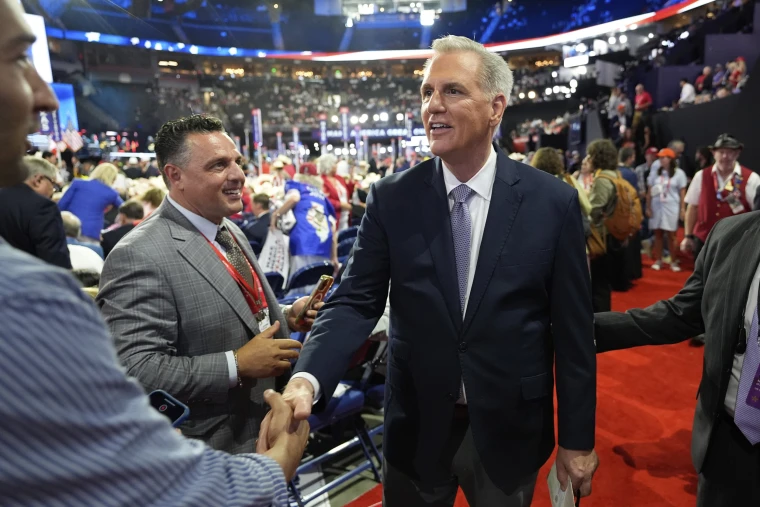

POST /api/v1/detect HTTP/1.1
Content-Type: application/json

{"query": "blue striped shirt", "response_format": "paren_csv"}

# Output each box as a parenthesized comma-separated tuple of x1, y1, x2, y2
(0, 238, 289, 506)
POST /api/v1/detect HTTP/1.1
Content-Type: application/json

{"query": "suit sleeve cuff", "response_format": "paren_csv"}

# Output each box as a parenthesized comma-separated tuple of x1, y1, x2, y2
(291, 372, 321, 404)
(225, 351, 238, 389)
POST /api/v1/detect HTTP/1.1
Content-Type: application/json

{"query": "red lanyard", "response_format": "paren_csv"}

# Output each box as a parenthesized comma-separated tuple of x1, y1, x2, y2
(205, 236, 268, 315)
(659, 173, 671, 196)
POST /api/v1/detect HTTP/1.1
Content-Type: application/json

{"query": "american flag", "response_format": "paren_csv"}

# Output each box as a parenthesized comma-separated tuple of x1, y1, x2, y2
(62, 129, 84, 152)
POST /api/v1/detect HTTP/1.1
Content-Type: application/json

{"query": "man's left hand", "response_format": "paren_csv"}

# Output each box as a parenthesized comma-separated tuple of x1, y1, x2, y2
(556, 447, 599, 498)
(287, 297, 325, 332)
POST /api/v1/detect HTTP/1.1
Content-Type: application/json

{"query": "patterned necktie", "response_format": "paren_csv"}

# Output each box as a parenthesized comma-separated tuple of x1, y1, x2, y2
(735, 304, 760, 444)
(215, 227, 254, 288)
(450, 184, 473, 314)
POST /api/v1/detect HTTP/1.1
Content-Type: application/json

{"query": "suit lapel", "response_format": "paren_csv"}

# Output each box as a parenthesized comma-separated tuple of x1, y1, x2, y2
(720, 222, 760, 368)
(228, 221, 290, 339)
(160, 202, 259, 334)
(422, 159, 462, 334)
(463, 148, 523, 334)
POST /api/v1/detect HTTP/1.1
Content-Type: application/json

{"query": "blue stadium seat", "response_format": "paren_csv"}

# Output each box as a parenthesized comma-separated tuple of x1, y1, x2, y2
(338, 226, 359, 243)
(285, 261, 333, 296)
(337, 237, 355, 259)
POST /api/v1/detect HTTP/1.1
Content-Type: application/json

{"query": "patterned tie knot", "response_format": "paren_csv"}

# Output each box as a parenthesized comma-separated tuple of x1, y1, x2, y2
(451, 184, 474, 204)
(215, 227, 234, 249)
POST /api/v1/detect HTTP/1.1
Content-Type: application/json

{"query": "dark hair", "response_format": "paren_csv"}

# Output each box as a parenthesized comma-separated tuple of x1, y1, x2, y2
(587, 139, 618, 171)
(531, 147, 565, 176)
(658, 157, 676, 178)
(154, 115, 225, 186)
(42, 151, 55, 159)
(140, 187, 166, 208)
(119, 200, 145, 220)
(696, 146, 714, 169)
(680, 78, 687, 84)
(618, 146, 635, 165)
(252, 193, 271, 208)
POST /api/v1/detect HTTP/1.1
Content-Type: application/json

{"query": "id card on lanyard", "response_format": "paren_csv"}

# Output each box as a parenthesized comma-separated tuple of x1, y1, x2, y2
(205, 237, 271, 332)
(658, 174, 671, 203)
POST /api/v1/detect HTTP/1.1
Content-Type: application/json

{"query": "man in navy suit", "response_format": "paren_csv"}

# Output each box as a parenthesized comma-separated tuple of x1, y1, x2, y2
(279, 35, 599, 506)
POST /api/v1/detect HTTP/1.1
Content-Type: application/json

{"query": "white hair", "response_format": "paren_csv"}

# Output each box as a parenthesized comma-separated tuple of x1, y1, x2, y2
(316, 154, 338, 175)
(424, 35, 514, 100)
(60, 211, 82, 238)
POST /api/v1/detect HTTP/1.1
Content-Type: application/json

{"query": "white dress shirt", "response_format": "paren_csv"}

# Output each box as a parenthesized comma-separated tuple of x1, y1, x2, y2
(166, 196, 239, 389)
(679, 83, 696, 104)
(293, 146, 498, 402)
(684, 162, 760, 209)
(724, 260, 760, 416)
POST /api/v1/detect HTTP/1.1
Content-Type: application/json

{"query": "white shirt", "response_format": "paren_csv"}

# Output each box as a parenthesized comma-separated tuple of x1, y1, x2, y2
(166, 196, 239, 389)
(679, 83, 696, 104)
(724, 260, 760, 416)
(293, 147, 498, 402)
(68, 244, 104, 273)
(684, 163, 759, 209)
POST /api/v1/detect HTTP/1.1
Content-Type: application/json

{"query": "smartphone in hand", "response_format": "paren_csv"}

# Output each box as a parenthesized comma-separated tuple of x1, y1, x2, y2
(295, 275, 334, 327)
(149, 390, 190, 428)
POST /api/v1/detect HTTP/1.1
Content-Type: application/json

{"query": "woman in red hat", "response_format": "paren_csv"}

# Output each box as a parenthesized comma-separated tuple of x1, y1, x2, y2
(646, 148, 688, 271)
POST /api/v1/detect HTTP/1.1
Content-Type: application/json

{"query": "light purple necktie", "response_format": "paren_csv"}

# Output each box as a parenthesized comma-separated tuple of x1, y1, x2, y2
(450, 184, 473, 314)
(735, 305, 760, 444)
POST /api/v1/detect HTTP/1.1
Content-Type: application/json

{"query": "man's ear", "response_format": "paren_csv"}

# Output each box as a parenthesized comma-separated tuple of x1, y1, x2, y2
(490, 94, 507, 127)
(163, 163, 183, 189)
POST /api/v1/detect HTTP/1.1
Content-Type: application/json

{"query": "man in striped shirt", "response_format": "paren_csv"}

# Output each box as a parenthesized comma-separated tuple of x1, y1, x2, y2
(0, 1, 307, 504)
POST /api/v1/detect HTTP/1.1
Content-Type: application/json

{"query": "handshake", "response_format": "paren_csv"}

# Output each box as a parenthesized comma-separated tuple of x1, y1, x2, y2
(256, 378, 317, 480)
(256, 389, 310, 481)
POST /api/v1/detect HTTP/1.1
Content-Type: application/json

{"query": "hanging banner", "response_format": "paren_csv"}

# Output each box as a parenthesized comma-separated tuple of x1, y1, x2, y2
(363, 134, 369, 160)
(340, 107, 350, 142)
(319, 113, 328, 145)
(292, 126, 300, 171)
(353, 125, 361, 156)
(276, 131, 283, 154)
(292, 126, 299, 149)
(406, 112, 414, 141)
(251, 108, 262, 147)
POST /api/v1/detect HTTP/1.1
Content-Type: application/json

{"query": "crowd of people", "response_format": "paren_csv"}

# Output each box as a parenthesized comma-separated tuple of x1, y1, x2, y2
(4, 0, 760, 504)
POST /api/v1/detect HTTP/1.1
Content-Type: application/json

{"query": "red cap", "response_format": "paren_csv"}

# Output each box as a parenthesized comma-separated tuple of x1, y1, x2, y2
(301, 162, 318, 176)
(646, 147, 659, 155)
(737, 56, 745, 62)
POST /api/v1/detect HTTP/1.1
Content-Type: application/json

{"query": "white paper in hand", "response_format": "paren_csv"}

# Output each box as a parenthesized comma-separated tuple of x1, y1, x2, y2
(547, 462, 576, 507)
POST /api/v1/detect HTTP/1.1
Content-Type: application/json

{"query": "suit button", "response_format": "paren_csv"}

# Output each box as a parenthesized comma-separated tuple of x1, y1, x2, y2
(458, 342, 467, 352)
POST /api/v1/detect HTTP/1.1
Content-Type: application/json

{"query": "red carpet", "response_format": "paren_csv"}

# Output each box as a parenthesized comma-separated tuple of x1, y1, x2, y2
(347, 254, 702, 507)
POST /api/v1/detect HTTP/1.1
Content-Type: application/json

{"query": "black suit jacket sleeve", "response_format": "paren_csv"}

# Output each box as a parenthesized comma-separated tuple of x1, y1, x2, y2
(29, 200, 72, 270)
(754, 189, 760, 212)
(294, 184, 390, 409)
(552, 193, 597, 450)
(595, 228, 708, 353)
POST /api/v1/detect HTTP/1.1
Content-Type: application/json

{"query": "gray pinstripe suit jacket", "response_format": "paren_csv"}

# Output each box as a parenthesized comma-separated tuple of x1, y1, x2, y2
(97, 199, 290, 454)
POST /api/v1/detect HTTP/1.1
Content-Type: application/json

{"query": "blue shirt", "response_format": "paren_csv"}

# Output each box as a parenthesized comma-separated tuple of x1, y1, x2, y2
(67, 236, 104, 258)
(58, 179, 123, 239)
(619, 166, 639, 191)
(286, 180, 336, 258)
(0, 238, 289, 506)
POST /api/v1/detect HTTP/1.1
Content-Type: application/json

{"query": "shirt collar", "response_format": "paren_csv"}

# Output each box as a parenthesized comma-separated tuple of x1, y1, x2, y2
(711, 162, 742, 177)
(441, 146, 497, 202)
(166, 195, 221, 243)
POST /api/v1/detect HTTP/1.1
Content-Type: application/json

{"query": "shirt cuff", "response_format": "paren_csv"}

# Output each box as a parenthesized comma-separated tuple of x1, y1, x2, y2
(225, 351, 238, 389)
(291, 372, 321, 404)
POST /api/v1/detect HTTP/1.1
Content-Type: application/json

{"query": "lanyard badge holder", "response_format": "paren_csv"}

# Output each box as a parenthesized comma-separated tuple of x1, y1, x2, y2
(206, 237, 271, 329)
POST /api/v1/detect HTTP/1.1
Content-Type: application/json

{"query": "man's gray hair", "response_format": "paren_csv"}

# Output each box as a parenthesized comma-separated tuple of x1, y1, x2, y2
(23, 156, 57, 181)
(424, 35, 514, 100)
(60, 211, 82, 239)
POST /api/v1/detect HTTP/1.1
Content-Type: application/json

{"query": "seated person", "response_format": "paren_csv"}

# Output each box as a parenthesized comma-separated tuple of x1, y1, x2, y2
(101, 200, 144, 259)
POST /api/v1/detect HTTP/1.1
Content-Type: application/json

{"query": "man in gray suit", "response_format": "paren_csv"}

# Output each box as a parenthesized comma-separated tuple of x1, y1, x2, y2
(98, 115, 321, 454)
(595, 211, 760, 506)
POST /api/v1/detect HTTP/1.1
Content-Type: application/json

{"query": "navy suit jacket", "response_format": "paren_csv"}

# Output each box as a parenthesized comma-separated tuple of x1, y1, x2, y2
(294, 145, 596, 492)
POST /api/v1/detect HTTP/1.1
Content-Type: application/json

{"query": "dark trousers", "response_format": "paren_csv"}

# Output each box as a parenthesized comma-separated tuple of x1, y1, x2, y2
(697, 412, 760, 507)
(590, 254, 612, 312)
(383, 410, 537, 507)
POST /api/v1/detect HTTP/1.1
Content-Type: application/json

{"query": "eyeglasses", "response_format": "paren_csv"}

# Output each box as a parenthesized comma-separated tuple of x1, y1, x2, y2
(42, 175, 61, 192)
